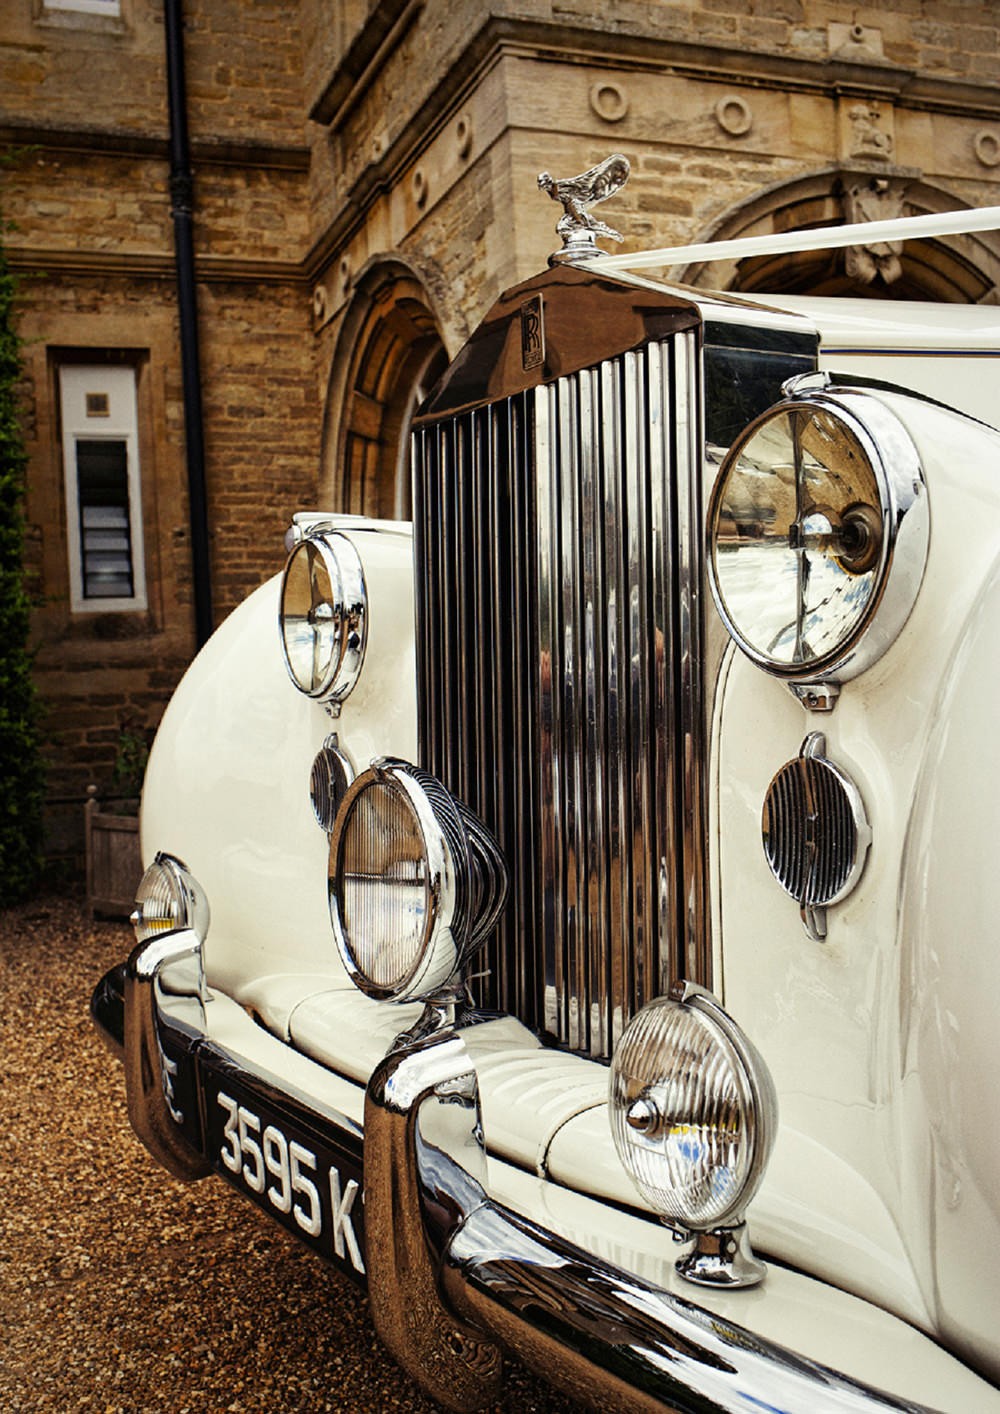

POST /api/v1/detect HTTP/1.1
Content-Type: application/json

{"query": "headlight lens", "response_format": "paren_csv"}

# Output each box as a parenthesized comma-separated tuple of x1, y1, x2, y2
(707, 388, 927, 682)
(329, 760, 506, 1003)
(279, 531, 367, 704)
(131, 853, 210, 945)
(609, 982, 776, 1232)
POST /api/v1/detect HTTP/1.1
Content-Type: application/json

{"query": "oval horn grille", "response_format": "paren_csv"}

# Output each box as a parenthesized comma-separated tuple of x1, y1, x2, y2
(762, 733, 871, 941)
(310, 738, 354, 834)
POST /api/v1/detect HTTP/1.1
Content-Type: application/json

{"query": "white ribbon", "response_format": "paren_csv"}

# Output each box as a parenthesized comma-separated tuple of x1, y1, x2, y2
(594, 206, 1000, 271)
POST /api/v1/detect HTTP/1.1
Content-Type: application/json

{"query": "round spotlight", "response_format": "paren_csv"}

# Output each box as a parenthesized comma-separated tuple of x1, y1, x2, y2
(609, 982, 776, 1285)
(131, 852, 210, 945)
(707, 387, 928, 683)
(278, 531, 367, 704)
(328, 760, 507, 1003)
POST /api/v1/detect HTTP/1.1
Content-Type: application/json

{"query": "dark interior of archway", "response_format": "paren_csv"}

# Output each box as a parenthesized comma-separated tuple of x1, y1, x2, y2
(730, 237, 993, 303)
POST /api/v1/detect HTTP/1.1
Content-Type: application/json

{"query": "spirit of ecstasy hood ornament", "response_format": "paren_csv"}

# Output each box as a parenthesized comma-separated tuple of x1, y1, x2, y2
(538, 153, 631, 266)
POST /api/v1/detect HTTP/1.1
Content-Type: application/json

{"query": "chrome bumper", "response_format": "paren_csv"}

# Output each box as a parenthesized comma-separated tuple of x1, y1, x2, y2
(93, 932, 934, 1414)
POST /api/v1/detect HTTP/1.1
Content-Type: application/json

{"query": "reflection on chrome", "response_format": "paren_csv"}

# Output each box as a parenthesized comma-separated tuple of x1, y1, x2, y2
(364, 1026, 931, 1413)
(278, 531, 367, 705)
(329, 759, 507, 1005)
(712, 406, 883, 669)
(708, 390, 929, 686)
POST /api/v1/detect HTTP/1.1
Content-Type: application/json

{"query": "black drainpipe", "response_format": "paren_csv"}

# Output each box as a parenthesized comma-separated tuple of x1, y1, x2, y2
(164, 0, 213, 649)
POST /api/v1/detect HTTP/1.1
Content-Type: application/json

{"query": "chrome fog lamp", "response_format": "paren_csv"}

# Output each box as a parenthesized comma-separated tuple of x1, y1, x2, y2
(707, 386, 928, 684)
(609, 981, 777, 1288)
(131, 852, 210, 945)
(329, 759, 507, 1005)
(279, 531, 367, 706)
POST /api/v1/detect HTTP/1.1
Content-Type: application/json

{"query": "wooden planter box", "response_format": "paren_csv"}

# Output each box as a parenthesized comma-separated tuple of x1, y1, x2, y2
(85, 785, 142, 919)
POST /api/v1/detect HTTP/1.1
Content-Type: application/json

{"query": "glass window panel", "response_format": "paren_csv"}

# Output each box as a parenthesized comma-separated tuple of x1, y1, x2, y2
(76, 438, 134, 600)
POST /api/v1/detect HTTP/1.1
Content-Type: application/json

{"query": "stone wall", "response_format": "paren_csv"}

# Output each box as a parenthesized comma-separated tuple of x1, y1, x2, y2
(306, 0, 1000, 354)
(1, 0, 316, 873)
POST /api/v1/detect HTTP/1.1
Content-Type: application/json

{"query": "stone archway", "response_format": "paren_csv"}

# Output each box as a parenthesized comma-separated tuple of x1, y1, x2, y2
(322, 262, 448, 519)
(677, 170, 1000, 303)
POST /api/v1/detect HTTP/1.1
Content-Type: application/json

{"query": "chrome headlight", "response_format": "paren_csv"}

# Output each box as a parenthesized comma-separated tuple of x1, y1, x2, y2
(131, 852, 210, 944)
(609, 982, 776, 1286)
(328, 760, 507, 1003)
(279, 531, 367, 704)
(707, 384, 928, 683)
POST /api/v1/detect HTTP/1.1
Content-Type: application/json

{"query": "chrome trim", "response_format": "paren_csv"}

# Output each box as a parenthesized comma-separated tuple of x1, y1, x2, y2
(366, 1024, 932, 1414)
(676, 331, 711, 986)
(328, 758, 507, 1004)
(707, 387, 930, 685)
(278, 530, 368, 707)
(110, 945, 943, 1413)
(762, 732, 872, 942)
(415, 338, 710, 1057)
(537, 153, 630, 266)
(364, 1032, 503, 1409)
(609, 981, 776, 1286)
(131, 850, 210, 949)
(309, 734, 354, 834)
(123, 928, 212, 1182)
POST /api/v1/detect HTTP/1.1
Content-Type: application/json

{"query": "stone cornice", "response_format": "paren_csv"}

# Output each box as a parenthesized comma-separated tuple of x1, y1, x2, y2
(4, 245, 307, 285)
(307, 0, 424, 129)
(0, 122, 309, 171)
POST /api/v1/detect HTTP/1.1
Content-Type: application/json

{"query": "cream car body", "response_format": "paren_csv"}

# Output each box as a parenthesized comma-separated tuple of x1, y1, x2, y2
(97, 205, 1000, 1413)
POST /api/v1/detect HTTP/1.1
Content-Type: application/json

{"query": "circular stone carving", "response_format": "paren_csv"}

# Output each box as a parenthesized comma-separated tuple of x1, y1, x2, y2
(715, 95, 753, 137)
(312, 285, 327, 321)
(456, 111, 473, 159)
(338, 257, 351, 292)
(974, 130, 1000, 168)
(590, 81, 629, 124)
(413, 168, 428, 207)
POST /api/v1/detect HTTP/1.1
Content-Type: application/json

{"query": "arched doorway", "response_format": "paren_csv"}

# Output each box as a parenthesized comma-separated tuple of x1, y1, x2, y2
(322, 262, 448, 519)
(677, 170, 1000, 303)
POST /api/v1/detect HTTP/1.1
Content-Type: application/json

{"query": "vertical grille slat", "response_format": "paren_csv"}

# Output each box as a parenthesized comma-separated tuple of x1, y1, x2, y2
(601, 358, 629, 1049)
(415, 336, 695, 1057)
(645, 341, 673, 1023)
(622, 350, 655, 1037)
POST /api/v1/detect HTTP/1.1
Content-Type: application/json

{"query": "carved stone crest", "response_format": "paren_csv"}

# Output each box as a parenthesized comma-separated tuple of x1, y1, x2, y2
(848, 103, 893, 162)
(844, 177, 907, 285)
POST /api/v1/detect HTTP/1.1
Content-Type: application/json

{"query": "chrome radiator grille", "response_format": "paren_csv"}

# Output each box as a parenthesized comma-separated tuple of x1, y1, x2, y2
(413, 333, 703, 1058)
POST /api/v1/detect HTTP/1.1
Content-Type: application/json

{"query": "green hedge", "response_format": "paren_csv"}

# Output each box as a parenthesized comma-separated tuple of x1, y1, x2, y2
(0, 222, 44, 902)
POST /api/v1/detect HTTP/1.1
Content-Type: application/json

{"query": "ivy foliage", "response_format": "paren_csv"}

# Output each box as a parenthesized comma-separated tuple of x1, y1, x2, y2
(0, 217, 44, 902)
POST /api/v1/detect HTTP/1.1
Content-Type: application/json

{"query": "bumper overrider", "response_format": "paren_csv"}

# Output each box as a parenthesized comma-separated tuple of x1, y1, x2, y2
(91, 929, 952, 1414)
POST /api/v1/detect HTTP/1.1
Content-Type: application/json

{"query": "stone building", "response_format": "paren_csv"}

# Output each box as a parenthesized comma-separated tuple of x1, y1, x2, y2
(3, 0, 1000, 868)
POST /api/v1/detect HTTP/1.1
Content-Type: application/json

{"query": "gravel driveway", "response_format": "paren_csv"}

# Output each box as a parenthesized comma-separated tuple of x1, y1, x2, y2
(0, 896, 585, 1414)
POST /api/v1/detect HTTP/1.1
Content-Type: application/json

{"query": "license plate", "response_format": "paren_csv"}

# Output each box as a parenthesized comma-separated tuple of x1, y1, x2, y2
(201, 1063, 366, 1283)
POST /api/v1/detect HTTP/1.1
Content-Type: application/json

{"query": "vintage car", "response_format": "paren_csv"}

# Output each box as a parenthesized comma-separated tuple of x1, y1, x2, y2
(92, 161, 1000, 1412)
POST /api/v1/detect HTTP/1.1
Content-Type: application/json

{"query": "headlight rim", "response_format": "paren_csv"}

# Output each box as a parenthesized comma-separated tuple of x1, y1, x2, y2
(131, 851, 211, 946)
(707, 386, 929, 685)
(278, 530, 368, 705)
(328, 759, 465, 1004)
